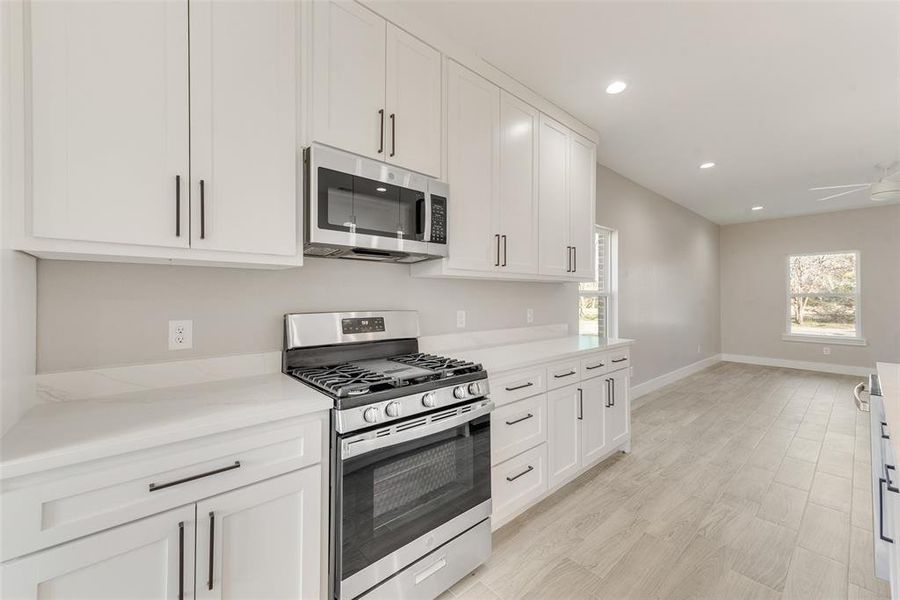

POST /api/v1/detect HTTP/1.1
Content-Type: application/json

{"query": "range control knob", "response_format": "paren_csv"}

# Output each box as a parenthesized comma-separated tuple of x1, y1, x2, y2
(421, 392, 437, 408)
(468, 382, 483, 396)
(385, 401, 402, 418)
(453, 386, 467, 400)
(363, 407, 381, 424)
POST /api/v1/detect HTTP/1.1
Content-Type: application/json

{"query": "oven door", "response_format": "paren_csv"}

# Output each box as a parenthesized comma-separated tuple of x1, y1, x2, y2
(335, 400, 493, 600)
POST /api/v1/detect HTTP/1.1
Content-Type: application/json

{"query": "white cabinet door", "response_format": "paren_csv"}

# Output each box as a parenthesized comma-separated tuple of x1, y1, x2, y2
(605, 371, 630, 448)
(1, 506, 195, 599)
(580, 377, 607, 465)
(538, 115, 570, 277)
(385, 25, 441, 177)
(547, 385, 582, 489)
(445, 61, 500, 272)
(189, 0, 298, 256)
(498, 92, 539, 275)
(568, 133, 596, 281)
(312, 1, 386, 160)
(29, 1, 189, 248)
(196, 468, 321, 600)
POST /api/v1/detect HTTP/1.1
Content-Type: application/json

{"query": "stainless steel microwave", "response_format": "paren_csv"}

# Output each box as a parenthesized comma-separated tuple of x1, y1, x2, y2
(303, 144, 448, 263)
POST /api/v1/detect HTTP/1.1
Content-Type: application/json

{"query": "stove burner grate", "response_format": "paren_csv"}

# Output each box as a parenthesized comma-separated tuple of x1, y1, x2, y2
(292, 363, 393, 398)
(389, 353, 480, 377)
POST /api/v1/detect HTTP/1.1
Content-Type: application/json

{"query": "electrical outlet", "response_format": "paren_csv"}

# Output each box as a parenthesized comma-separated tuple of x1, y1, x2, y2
(823, 346, 831, 355)
(168, 320, 193, 350)
(526, 308, 534, 324)
(456, 310, 466, 329)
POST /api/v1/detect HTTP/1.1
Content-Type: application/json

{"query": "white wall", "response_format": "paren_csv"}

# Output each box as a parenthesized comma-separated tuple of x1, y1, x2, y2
(595, 164, 721, 386)
(35, 258, 577, 373)
(720, 205, 900, 369)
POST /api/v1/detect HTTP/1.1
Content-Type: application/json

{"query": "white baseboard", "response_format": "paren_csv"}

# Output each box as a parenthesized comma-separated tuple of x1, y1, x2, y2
(630, 354, 723, 404)
(720, 353, 871, 377)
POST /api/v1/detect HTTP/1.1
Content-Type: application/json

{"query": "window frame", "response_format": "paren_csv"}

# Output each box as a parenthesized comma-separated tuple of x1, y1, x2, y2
(782, 249, 866, 346)
(578, 225, 617, 339)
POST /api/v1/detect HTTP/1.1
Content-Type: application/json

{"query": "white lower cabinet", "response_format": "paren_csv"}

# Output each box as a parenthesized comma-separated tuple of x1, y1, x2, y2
(547, 385, 583, 489)
(2, 469, 320, 600)
(196, 468, 321, 600)
(491, 444, 548, 524)
(1, 505, 196, 599)
(489, 349, 633, 528)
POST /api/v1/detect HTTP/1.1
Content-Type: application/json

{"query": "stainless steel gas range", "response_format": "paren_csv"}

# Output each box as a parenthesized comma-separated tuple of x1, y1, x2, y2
(283, 311, 493, 600)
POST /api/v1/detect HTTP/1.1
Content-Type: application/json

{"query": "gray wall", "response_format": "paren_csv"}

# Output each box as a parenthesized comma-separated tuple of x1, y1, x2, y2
(596, 163, 721, 386)
(36, 258, 577, 373)
(720, 205, 900, 367)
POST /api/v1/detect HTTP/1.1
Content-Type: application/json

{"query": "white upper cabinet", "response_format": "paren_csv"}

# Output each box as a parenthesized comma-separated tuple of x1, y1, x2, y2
(445, 60, 500, 272)
(311, 3, 441, 177)
(385, 25, 442, 177)
(498, 91, 539, 275)
(312, 1, 386, 160)
(29, 1, 190, 248)
(538, 115, 571, 278)
(568, 133, 597, 279)
(538, 115, 597, 281)
(190, 0, 298, 257)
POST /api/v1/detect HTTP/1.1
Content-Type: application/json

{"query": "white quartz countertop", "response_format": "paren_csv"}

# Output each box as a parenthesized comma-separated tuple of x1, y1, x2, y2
(0, 373, 332, 480)
(453, 336, 634, 375)
(879, 362, 900, 459)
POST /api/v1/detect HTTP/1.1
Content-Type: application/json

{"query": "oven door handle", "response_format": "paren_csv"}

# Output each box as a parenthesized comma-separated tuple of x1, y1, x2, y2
(342, 401, 495, 460)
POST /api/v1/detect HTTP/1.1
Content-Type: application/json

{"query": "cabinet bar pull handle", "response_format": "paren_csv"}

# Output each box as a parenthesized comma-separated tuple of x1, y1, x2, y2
(505, 413, 534, 426)
(553, 370, 576, 379)
(501, 235, 507, 266)
(573, 246, 577, 272)
(605, 378, 611, 408)
(208, 511, 215, 590)
(200, 179, 206, 239)
(612, 357, 627, 363)
(390, 113, 396, 157)
(586, 362, 605, 370)
(178, 521, 184, 600)
(378, 109, 385, 154)
(887, 464, 899, 493)
(506, 465, 534, 482)
(611, 377, 616, 407)
(175, 175, 181, 237)
(882, 422, 890, 439)
(880, 479, 894, 543)
(495, 234, 501, 266)
(565, 246, 571, 272)
(577, 388, 583, 420)
(505, 382, 534, 392)
(148, 460, 240, 492)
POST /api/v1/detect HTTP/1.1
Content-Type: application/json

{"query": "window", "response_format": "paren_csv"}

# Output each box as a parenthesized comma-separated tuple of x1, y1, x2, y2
(579, 226, 617, 337)
(784, 251, 865, 345)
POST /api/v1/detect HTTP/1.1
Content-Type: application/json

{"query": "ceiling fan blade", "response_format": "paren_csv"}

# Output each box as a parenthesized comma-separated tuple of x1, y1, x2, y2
(808, 183, 871, 191)
(816, 187, 868, 202)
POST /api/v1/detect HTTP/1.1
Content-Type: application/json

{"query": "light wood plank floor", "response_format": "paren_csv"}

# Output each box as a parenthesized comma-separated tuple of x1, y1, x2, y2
(440, 362, 890, 600)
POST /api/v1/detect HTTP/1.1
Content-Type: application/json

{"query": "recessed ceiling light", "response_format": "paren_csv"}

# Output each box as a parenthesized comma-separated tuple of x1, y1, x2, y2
(606, 81, 627, 94)
(751, 206, 764, 211)
(699, 162, 716, 169)
(375, 187, 387, 192)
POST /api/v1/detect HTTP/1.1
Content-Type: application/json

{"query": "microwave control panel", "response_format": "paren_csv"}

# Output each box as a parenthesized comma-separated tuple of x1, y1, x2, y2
(430, 196, 447, 244)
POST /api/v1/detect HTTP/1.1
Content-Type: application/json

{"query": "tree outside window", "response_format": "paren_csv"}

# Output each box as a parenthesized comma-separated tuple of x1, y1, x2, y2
(787, 252, 859, 339)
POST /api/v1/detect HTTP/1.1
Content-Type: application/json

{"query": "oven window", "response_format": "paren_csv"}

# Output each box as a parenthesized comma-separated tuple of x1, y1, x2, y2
(339, 414, 491, 582)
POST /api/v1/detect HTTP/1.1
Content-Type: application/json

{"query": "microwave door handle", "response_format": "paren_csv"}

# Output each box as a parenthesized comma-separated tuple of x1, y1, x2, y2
(342, 401, 495, 459)
(424, 196, 432, 242)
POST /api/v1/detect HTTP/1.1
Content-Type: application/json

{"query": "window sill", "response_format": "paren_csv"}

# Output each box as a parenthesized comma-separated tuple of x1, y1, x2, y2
(781, 333, 867, 347)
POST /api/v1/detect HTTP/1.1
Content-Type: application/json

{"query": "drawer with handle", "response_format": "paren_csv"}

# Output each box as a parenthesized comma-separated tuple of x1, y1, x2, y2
(606, 349, 631, 373)
(491, 394, 547, 465)
(581, 353, 609, 379)
(1, 416, 322, 562)
(546, 359, 581, 391)
(491, 367, 547, 407)
(491, 443, 548, 525)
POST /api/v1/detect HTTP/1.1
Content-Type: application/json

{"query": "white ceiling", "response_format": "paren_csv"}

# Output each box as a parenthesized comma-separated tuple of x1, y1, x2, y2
(377, 1, 900, 224)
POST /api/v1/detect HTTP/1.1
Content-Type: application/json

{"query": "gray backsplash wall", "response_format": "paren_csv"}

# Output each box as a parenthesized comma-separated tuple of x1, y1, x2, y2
(36, 257, 578, 373)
